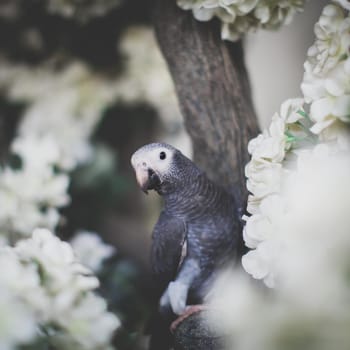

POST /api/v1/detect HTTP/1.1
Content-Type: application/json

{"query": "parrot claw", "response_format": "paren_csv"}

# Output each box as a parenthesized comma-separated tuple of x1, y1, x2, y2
(170, 304, 207, 333)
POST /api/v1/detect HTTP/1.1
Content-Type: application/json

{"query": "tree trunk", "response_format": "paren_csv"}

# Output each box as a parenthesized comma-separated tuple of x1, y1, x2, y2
(153, 1, 260, 348)
(153, 0, 259, 211)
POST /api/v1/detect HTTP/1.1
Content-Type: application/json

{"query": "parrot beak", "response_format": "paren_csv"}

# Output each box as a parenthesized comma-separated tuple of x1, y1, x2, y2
(131, 152, 161, 194)
(134, 167, 161, 194)
(131, 154, 152, 194)
(130, 158, 150, 193)
(135, 167, 150, 194)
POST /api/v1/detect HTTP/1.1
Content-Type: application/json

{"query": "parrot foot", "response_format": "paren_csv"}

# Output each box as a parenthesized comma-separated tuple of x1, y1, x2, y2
(170, 304, 207, 333)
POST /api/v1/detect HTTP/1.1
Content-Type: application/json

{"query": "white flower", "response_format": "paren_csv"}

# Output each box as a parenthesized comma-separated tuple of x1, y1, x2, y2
(248, 114, 286, 162)
(117, 27, 181, 125)
(0, 288, 37, 350)
(0, 60, 119, 172)
(242, 240, 280, 287)
(11, 135, 60, 171)
(0, 136, 70, 236)
(246, 160, 283, 198)
(1, 166, 67, 206)
(207, 270, 264, 335)
(16, 229, 99, 297)
(301, 4, 350, 133)
(243, 140, 350, 287)
(15, 228, 99, 325)
(239, 10, 350, 348)
(305, 4, 350, 75)
(0, 251, 40, 349)
(15, 69, 115, 171)
(243, 194, 286, 287)
(243, 6, 350, 284)
(246, 194, 261, 215)
(71, 231, 115, 272)
(302, 57, 350, 133)
(318, 120, 350, 151)
(210, 151, 350, 350)
(177, 0, 305, 42)
(55, 292, 120, 349)
(243, 214, 271, 249)
(279, 98, 304, 123)
(243, 195, 285, 248)
(0, 58, 127, 238)
(0, 229, 121, 349)
(7, 229, 120, 348)
(334, 0, 350, 11)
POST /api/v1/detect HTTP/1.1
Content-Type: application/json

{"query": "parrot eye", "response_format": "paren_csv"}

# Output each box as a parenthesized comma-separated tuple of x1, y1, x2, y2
(159, 151, 166, 160)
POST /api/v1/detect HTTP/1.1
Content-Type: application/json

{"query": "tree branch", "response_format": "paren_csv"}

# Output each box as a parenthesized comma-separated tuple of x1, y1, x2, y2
(153, 0, 259, 210)
(173, 311, 224, 350)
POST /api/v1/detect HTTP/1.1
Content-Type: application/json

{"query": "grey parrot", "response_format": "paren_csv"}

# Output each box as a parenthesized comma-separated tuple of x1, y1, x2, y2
(131, 143, 243, 349)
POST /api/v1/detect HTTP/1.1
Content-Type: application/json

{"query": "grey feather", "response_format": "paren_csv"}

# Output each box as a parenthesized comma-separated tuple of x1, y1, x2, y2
(131, 143, 243, 349)
(151, 212, 186, 291)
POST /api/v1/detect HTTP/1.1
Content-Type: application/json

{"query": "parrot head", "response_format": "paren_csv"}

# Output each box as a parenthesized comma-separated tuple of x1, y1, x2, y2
(131, 143, 187, 195)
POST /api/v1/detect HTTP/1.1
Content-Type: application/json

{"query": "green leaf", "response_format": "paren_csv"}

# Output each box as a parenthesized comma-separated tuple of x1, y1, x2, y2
(297, 109, 311, 123)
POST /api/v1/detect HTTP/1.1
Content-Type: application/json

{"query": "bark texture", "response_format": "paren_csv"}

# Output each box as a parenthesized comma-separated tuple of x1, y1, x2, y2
(153, 0, 259, 210)
(173, 312, 224, 350)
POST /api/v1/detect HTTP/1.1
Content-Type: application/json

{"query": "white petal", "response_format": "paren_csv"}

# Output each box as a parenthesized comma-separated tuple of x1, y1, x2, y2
(193, 7, 215, 21)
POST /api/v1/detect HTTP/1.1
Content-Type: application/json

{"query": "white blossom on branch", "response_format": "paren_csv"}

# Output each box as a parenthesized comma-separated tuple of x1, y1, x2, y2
(177, 0, 306, 41)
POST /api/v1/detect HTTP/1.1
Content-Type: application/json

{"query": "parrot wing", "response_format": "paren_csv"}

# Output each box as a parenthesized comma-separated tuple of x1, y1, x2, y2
(151, 210, 187, 292)
(147, 211, 187, 350)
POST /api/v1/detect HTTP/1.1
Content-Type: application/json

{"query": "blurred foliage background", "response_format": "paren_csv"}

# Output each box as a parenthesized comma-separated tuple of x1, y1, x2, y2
(0, 1, 186, 348)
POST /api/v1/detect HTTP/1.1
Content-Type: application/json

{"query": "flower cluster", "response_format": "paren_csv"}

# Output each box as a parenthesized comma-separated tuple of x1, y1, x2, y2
(70, 231, 115, 272)
(0, 60, 120, 239)
(242, 99, 307, 287)
(0, 57, 121, 349)
(210, 176, 350, 349)
(116, 27, 182, 128)
(0, 229, 120, 350)
(301, 4, 350, 135)
(176, 0, 305, 41)
(209, 147, 350, 350)
(243, 3, 350, 287)
(0, 136, 70, 237)
(0, 61, 118, 171)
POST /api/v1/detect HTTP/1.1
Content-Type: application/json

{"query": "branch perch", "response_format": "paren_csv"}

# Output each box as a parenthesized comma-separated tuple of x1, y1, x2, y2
(173, 311, 224, 350)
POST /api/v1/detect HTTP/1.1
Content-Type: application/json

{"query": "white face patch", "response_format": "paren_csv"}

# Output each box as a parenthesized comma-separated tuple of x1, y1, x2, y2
(131, 144, 175, 180)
